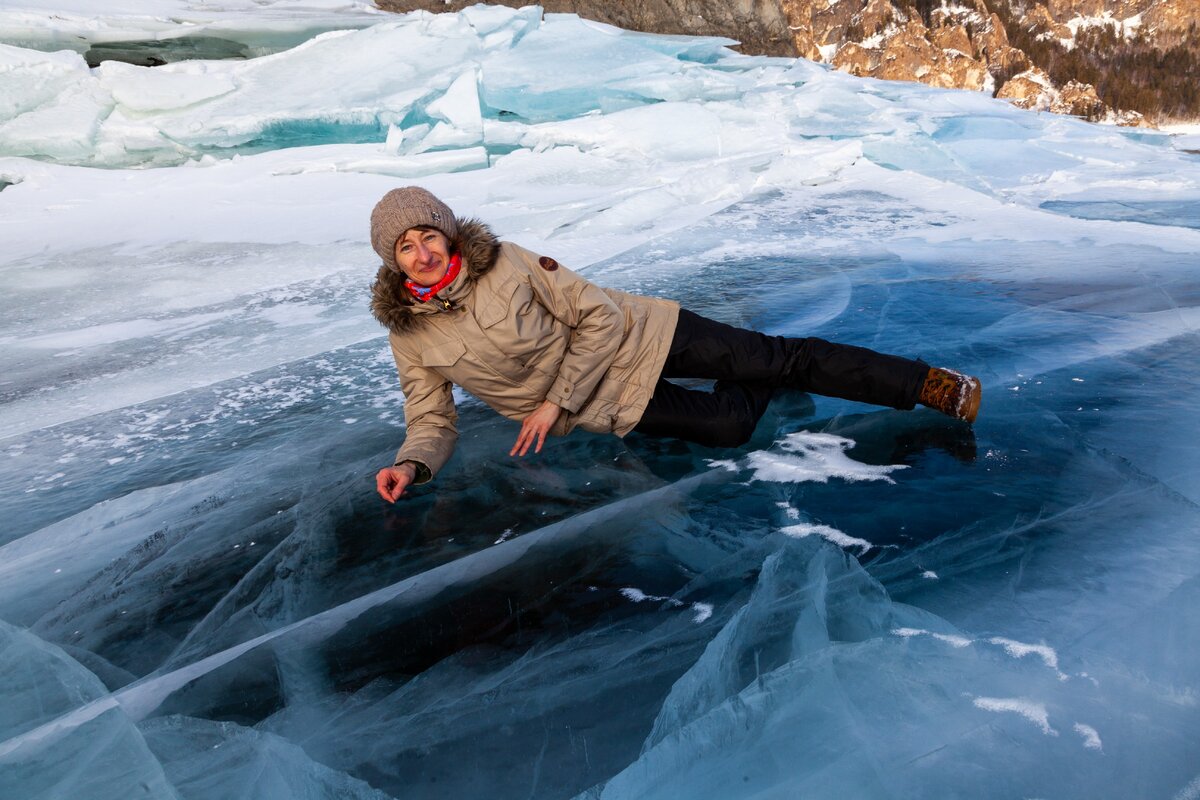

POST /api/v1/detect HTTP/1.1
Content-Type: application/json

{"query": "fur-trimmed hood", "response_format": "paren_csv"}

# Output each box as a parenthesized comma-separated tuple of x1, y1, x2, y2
(370, 218, 501, 334)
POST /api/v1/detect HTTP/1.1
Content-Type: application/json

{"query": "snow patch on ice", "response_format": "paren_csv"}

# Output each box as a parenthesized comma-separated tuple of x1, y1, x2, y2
(1174, 774, 1200, 800)
(780, 523, 873, 556)
(620, 587, 657, 604)
(746, 432, 908, 485)
(776, 501, 801, 520)
(621, 586, 711, 624)
(987, 637, 1068, 680)
(972, 696, 1057, 736)
(893, 627, 973, 648)
(1073, 722, 1103, 751)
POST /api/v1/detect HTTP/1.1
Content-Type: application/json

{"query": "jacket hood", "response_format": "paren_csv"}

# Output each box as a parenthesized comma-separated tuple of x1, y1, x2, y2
(370, 217, 501, 334)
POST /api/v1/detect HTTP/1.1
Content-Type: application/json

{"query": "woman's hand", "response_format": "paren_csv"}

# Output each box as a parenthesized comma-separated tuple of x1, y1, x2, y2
(376, 462, 418, 503)
(510, 400, 562, 457)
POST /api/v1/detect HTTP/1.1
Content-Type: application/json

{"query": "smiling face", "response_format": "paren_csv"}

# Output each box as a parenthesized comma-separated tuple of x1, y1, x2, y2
(394, 226, 452, 286)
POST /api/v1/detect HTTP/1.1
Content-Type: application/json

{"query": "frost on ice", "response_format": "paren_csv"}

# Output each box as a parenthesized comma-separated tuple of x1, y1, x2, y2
(2, 3, 1200, 799)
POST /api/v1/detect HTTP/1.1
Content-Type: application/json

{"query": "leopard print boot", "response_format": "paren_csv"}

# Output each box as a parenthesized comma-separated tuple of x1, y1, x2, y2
(919, 367, 981, 423)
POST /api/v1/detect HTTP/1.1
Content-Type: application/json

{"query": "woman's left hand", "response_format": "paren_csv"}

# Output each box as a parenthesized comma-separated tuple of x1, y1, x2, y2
(510, 399, 562, 457)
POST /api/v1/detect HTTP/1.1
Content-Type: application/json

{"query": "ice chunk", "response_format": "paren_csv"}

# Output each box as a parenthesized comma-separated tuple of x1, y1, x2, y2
(479, 14, 740, 122)
(0, 622, 177, 798)
(0, 0, 389, 59)
(0, 14, 514, 166)
(140, 716, 391, 800)
(415, 69, 484, 152)
(0, 46, 112, 162)
(96, 60, 239, 112)
(0, 44, 92, 120)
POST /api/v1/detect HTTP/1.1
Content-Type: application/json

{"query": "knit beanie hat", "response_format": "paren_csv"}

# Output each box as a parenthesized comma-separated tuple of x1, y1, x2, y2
(370, 187, 459, 273)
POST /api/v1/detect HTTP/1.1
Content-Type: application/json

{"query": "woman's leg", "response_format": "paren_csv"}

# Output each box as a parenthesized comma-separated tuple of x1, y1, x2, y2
(633, 309, 977, 447)
(661, 309, 929, 409)
(634, 378, 773, 448)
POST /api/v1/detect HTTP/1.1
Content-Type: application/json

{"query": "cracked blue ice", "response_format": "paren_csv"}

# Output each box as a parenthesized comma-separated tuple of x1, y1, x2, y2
(2, 3, 1200, 799)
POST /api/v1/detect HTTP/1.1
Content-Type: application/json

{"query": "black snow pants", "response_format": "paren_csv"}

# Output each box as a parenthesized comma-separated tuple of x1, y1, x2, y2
(632, 309, 930, 448)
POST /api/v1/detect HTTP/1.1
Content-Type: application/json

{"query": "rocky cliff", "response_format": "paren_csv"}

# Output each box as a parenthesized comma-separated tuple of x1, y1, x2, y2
(377, 0, 1199, 125)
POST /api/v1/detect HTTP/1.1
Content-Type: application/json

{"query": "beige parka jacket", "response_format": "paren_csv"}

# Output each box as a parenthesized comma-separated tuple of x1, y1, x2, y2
(370, 219, 679, 483)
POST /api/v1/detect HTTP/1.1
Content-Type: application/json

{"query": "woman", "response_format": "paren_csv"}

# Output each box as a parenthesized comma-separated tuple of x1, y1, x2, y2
(371, 187, 980, 502)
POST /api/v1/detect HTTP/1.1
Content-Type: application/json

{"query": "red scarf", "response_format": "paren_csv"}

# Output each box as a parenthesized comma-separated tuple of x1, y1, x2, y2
(405, 253, 462, 302)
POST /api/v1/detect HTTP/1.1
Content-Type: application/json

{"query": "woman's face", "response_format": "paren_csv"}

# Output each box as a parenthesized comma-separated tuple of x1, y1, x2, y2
(395, 227, 452, 286)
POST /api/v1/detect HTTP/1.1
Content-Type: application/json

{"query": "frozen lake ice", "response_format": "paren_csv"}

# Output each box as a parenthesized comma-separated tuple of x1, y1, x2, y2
(2, 4, 1199, 798)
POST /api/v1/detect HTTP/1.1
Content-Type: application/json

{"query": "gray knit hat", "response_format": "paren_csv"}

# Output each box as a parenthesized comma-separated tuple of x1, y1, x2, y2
(370, 187, 459, 273)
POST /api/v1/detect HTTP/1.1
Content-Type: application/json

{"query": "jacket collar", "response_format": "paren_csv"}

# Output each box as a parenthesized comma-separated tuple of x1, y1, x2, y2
(370, 217, 501, 334)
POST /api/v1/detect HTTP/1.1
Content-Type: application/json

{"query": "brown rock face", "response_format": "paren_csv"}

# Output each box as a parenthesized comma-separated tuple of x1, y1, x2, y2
(832, 40, 879, 73)
(1047, 0, 1108, 18)
(1055, 80, 1107, 117)
(995, 69, 1111, 118)
(1140, 0, 1200, 43)
(810, 0, 864, 47)
(996, 69, 1056, 109)
(1024, 4, 1072, 40)
(1038, 0, 1199, 44)
(832, 12, 992, 91)
(932, 23, 975, 56)
(857, 0, 898, 38)
(780, 0, 823, 59)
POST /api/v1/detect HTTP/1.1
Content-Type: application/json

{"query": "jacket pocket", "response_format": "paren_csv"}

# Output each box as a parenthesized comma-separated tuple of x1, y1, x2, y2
(420, 338, 467, 367)
(477, 277, 521, 329)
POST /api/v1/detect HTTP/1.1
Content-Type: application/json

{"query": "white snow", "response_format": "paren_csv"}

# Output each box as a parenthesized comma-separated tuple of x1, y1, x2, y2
(621, 586, 711, 624)
(987, 636, 1069, 680)
(780, 523, 873, 555)
(972, 696, 1058, 736)
(776, 502, 802, 520)
(746, 432, 908, 485)
(893, 627, 973, 648)
(1073, 722, 1103, 750)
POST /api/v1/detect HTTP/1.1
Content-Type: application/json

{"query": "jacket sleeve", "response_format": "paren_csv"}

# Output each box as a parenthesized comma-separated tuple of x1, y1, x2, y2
(503, 242, 625, 414)
(390, 335, 458, 483)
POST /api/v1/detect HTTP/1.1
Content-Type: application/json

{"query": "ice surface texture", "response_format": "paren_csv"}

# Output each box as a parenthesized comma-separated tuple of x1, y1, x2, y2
(2, 4, 1200, 799)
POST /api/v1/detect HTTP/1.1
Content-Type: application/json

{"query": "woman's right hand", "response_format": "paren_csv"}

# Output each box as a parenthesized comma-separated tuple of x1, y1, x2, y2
(376, 462, 418, 503)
